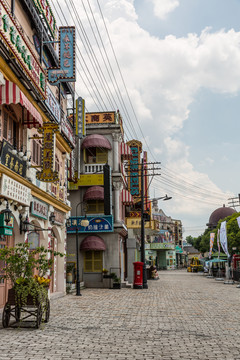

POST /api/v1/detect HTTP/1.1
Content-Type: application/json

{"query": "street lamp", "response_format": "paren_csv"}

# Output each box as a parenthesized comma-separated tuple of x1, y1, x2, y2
(67, 202, 89, 296)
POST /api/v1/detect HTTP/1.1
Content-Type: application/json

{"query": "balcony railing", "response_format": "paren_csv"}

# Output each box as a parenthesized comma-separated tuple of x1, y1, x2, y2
(84, 163, 105, 174)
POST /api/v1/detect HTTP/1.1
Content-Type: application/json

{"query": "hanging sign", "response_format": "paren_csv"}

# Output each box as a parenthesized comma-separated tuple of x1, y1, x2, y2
(61, 117, 75, 147)
(31, 0, 57, 39)
(44, 85, 61, 123)
(36, 123, 59, 182)
(0, 1, 46, 98)
(220, 221, 230, 257)
(76, 97, 85, 138)
(48, 27, 76, 84)
(0, 140, 27, 177)
(209, 233, 215, 259)
(127, 140, 142, 198)
(0, 174, 31, 206)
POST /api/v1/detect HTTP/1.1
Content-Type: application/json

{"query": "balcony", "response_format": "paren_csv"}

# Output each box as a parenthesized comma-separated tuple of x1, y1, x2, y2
(84, 163, 105, 174)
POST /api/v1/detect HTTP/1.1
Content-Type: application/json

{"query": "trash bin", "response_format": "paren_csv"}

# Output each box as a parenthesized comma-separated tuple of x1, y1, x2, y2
(133, 261, 144, 289)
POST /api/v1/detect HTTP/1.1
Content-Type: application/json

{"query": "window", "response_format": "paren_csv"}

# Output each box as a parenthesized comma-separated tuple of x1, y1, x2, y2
(84, 251, 103, 272)
(86, 200, 104, 214)
(85, 148, 108, 164)
(2, 108, 18, 147)
(55, 155, 60, 172)
(32, 139, 42, 166)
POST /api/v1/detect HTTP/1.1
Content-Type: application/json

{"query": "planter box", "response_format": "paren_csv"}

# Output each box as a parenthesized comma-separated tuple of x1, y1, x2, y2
(103, 274, 112, 278)
(112, 283, 121, 289)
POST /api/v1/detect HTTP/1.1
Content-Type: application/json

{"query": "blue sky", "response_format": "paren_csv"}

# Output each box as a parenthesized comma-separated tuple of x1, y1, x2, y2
(55, 0, 240, 237)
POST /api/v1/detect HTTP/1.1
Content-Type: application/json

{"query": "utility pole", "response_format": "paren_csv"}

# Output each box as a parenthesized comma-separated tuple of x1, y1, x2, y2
(141, 158, 148, 289)
(228, 194, 240, 208)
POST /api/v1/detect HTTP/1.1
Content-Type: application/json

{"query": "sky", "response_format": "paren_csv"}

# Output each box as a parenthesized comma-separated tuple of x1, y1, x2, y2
(52, 0, 240, 238)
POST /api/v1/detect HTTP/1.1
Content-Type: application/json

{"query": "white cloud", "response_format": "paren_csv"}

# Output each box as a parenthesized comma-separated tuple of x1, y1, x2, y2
(147, 0, 180, 20)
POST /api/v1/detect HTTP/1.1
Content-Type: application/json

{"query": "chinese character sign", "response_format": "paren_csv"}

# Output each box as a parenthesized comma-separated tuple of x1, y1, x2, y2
(76, 97, 85, 138)
(48, 26, 76, 84)
(36, 123, 59, 182)
(66, 215, 114, 233)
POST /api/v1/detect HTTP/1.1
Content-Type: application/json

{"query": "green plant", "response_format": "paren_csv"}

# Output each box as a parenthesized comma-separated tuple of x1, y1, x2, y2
(66, 263, 74, 274)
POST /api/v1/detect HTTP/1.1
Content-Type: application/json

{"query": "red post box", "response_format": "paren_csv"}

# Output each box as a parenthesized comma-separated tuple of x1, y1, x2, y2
(133, 261, 144, 289)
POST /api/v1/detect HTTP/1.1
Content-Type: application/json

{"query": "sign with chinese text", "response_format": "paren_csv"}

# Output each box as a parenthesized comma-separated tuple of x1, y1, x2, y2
(126, 217, 152, 229)
(150, 243, 175, 250)
(0, 140, 26, 177)
(44, 85, 61, 123)
(68, 174, 104, 190)
(127, 140, 142, 198)
(53, 210, 64, 225)
(67, 215, 113, 233)
(36, 123, 59, 182)
(0, 174, 31, 206)
(0, 1, 46, 98)
(76, 97, 85, 138)
(48, 27, 75, 84)
(85, 112, 115, 124)
(61, 117, 75, 147)
(27, 231, 40, 249)
(31, 197, 48, 220)
(31, 0, 57, 39)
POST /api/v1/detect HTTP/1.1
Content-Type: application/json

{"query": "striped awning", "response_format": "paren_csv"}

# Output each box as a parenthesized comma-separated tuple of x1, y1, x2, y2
(122, 189, 134, 205)
(0, 80, 43, 128)
(120, 142, 132, 160)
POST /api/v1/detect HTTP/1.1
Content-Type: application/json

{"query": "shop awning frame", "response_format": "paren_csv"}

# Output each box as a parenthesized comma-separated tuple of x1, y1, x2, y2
(120, 142, 132, 160)
(122, 189, 134, 205)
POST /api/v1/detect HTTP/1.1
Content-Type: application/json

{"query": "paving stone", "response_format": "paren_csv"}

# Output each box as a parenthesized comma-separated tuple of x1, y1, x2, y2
(0, 270, 239, 359)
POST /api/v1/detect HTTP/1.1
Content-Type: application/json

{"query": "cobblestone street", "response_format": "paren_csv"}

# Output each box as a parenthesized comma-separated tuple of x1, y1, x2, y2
(0, 270, 240, 360)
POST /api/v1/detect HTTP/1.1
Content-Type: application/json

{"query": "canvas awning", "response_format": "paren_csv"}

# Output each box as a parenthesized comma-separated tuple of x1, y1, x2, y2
(122, 189, 134, 205)
(0, 80, 43, 128)
(83, 186, 104, 201)
(81, 134, 112, 149)
(120, 142, 132, 160)
(80, 235, 106, 251)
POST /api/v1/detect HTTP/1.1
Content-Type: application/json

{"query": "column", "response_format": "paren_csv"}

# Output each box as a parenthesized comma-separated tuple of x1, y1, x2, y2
(113, 181, 123, 223)
(112, 133, 121, 172)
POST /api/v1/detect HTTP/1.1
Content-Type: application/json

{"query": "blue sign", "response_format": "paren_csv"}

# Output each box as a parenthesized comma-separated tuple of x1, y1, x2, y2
(48, 27, 76, 84)
(67, 215, 114, 234)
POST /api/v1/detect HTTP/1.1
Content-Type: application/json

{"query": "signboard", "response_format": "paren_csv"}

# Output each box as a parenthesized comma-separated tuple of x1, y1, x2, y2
(150, 243, 175, 250)
(0, 1, 46, 98)
(48, 27, 76, 84)
(127, 140, 142, 198)
(85, 112, 115, 124)
(31, 0, 57, 39)
(53, 210, 64, 225)
(76, 97, 85, 138)
(1, 174, 31, 206)
(0, 213, 14, 234)
(31, 197, 48, 220)
(0, 227, 12, 235)
(67, 215, 114, 234)
(36, 123, 59, 182)
(61, 117, 75, 147)
(68, 174, 104, 190)
(44, 86, 61, 123)
(0, 140, 27, 177)
(126, 217, 152, 229)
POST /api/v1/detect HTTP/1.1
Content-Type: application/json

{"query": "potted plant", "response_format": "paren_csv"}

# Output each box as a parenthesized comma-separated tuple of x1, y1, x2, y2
(112, 274, 121, 289)
(66, 263, 75, 283)
(102, 268, 111, 278)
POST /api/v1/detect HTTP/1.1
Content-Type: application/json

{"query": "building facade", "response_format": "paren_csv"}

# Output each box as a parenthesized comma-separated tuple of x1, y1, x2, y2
(0, 0, 74, 307)
(67, 111, 133, 287)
